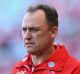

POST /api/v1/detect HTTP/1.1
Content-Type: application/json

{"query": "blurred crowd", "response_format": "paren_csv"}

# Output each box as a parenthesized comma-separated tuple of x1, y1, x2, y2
(0, 0, 80, 74)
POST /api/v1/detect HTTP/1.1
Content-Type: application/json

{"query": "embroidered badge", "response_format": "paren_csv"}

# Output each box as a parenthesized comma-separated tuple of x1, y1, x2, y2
(48, 62, 55, 68)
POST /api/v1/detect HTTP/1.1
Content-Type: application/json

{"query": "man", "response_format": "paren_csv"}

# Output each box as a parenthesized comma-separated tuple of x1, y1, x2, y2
(12, 4, 80, 74)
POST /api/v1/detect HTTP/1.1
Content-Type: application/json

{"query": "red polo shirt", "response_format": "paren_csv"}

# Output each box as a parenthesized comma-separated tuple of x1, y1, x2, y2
(12, 45, 80, 74)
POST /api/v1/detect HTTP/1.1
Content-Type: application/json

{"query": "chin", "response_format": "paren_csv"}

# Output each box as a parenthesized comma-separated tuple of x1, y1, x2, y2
(27, 49, 39, 55)
(27, 49, 35, 54)
(28, 51, 36, 55)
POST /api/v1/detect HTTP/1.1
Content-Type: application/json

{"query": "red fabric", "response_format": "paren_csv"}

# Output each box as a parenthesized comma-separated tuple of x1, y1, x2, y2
(12, 45, 80, 74)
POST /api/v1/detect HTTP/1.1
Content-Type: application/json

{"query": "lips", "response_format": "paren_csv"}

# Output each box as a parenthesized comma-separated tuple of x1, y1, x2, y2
(25, 42, 34, 47)
(25, 42, 34, 45)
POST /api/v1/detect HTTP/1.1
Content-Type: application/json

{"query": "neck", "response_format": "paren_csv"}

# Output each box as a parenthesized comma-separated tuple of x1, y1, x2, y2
(31, 44, 55, 65)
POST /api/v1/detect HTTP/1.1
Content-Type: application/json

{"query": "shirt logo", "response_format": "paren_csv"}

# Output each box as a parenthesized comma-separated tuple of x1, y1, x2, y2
(48, 62, 55, 68)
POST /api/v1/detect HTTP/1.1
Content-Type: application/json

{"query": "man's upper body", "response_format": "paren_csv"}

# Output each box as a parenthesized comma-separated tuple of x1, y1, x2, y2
(12, 45, 80, 74)
(12, 4, 80, 74)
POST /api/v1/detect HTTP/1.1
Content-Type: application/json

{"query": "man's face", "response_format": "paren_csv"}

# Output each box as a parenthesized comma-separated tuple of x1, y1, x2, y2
(22, 10, 56, 55)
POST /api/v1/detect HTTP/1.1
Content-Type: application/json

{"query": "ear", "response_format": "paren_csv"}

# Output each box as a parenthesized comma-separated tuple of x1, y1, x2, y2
(50, 26, 58, 38)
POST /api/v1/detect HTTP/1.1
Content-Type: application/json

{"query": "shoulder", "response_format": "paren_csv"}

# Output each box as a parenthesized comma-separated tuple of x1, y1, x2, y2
(72, 62, 80, 74)
(12, 60, 24, 74)
(66, 55, 79, 66)
(65, 55, 80, 73)
(67, 56, 79, 64)
(12, 54, 29, 74)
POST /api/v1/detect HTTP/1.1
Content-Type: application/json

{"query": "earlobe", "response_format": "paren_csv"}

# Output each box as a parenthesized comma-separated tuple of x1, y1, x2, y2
(51, 34, 56, 38)
(51, 26, 58, 38)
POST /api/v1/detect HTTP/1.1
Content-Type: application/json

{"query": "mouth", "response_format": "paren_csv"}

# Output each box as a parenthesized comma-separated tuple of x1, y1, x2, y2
(25, 42, 34, 44)
(25, 42, 34, 47)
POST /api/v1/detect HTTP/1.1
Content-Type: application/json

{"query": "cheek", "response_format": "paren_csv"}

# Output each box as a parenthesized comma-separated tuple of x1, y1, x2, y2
(34, 31, 49, 38)
(35, 32, 51, 44)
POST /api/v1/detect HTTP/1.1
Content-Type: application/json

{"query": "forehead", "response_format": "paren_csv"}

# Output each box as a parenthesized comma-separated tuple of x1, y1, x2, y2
(22, 10, 48, 27)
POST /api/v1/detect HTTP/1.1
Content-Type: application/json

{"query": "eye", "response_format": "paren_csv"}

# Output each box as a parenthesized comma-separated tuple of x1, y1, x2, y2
(22, 27, 27, 32)
(29, 27, 40, 32)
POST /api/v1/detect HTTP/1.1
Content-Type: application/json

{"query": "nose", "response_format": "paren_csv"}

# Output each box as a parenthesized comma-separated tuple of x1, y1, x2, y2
(23, 30, 32, 40)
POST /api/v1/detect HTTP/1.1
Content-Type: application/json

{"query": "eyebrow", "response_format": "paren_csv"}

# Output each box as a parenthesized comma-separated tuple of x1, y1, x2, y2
(22, 24, 41, 28)
(21, 25, 41, 30)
